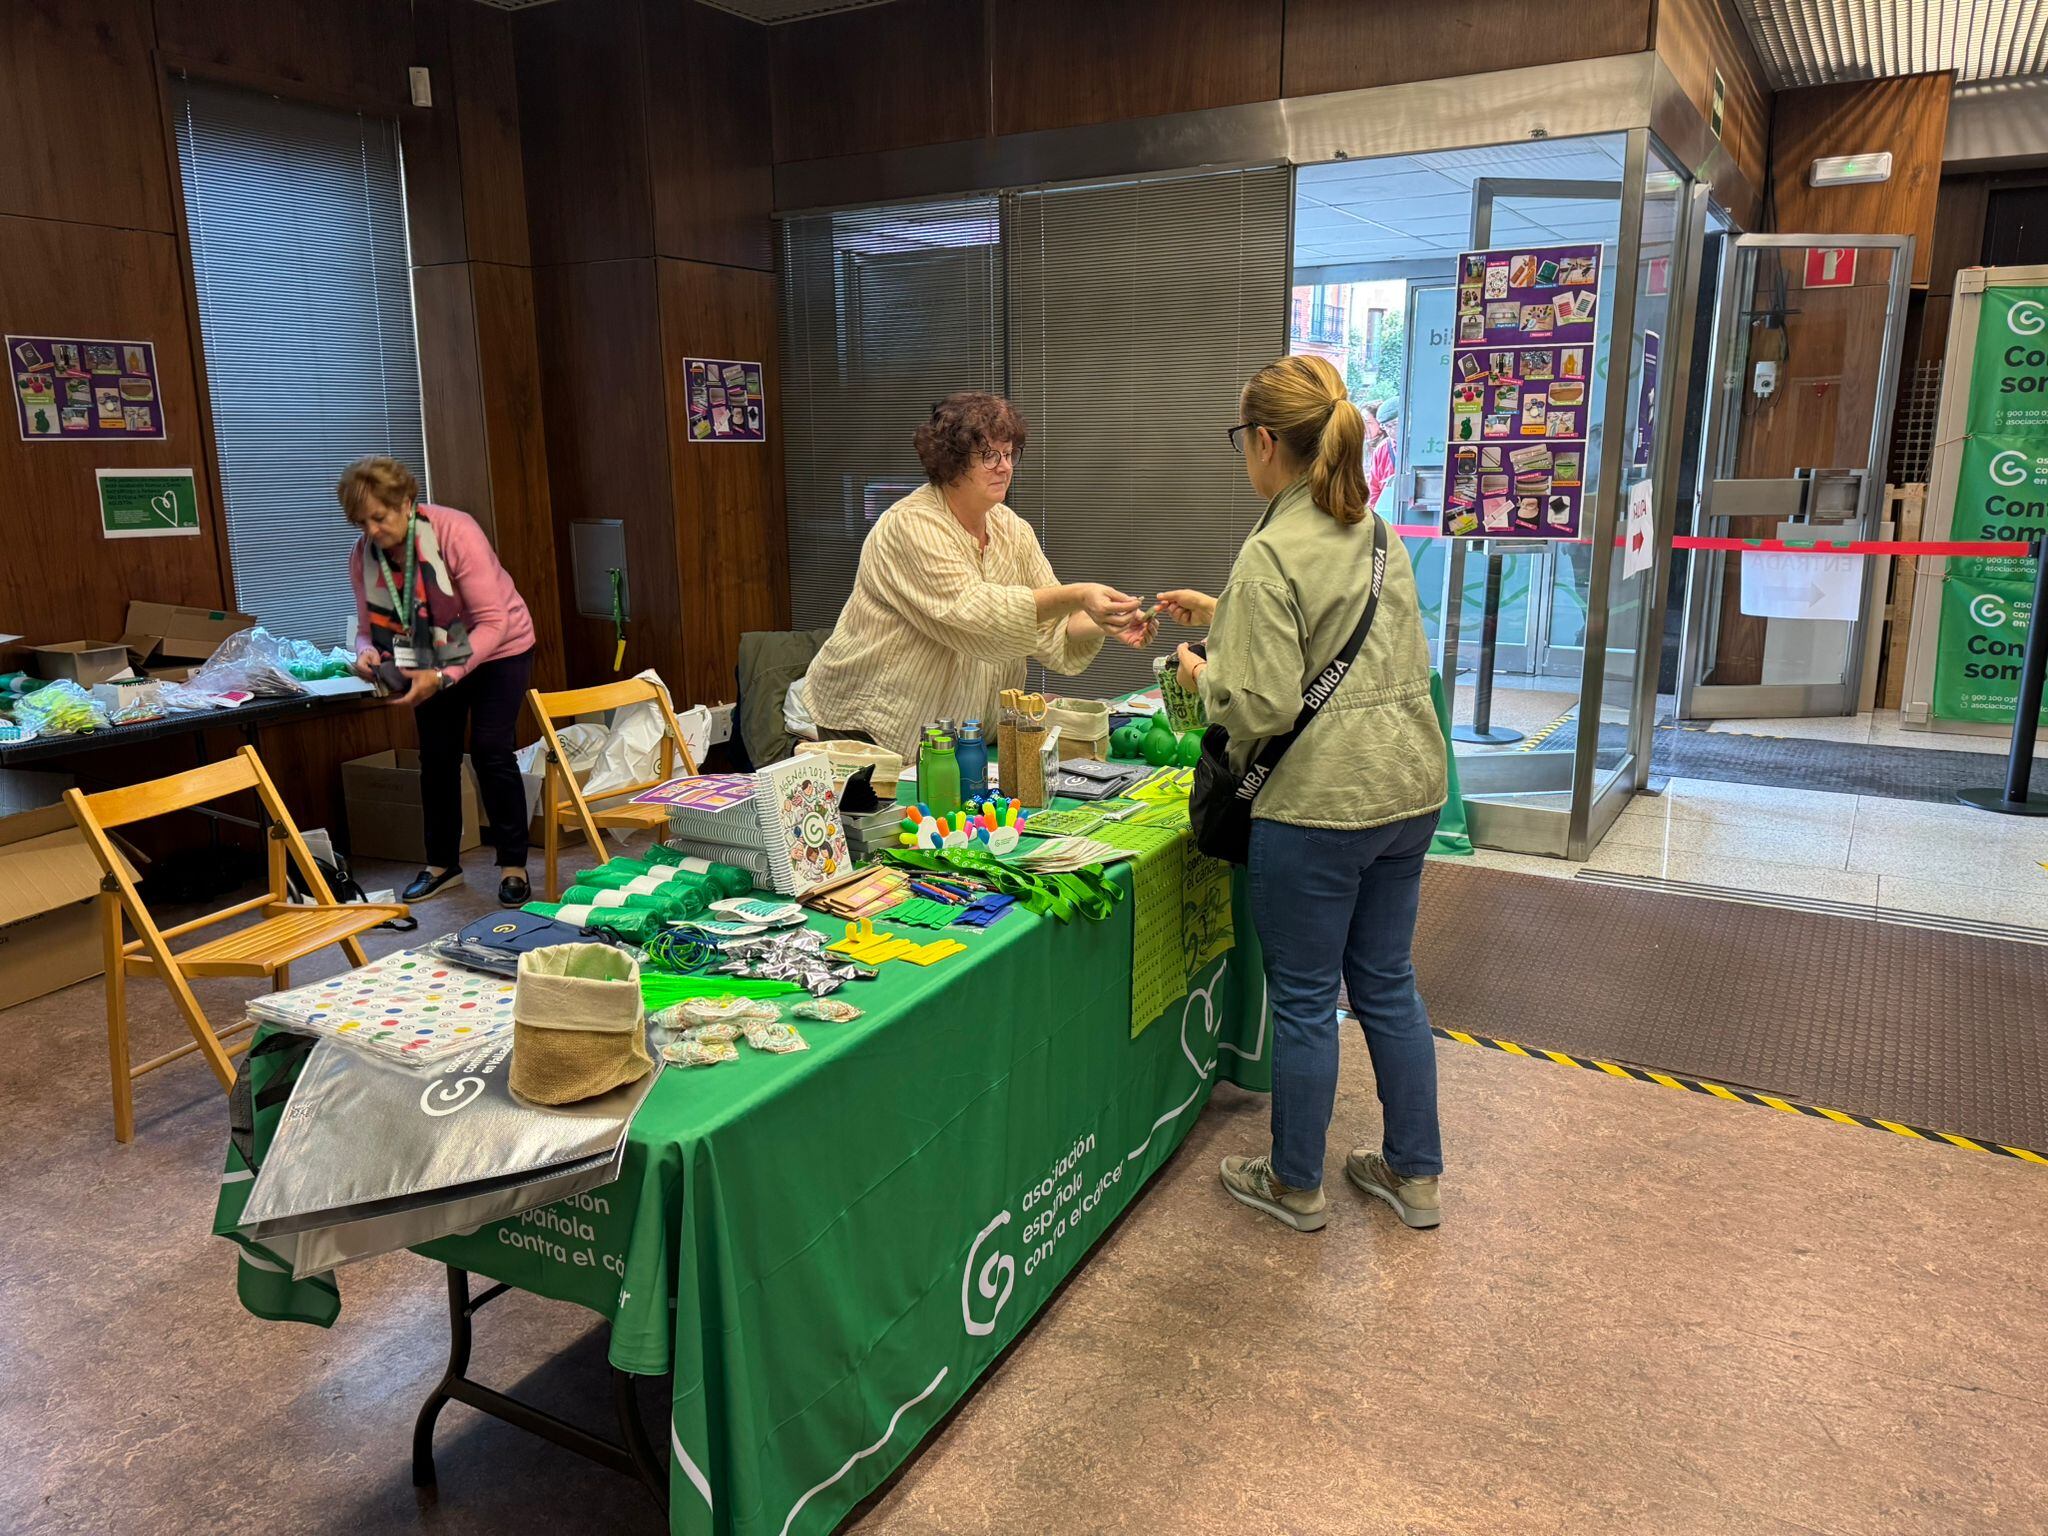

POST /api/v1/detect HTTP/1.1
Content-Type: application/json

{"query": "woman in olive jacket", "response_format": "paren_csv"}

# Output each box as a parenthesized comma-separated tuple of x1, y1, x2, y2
(1160, 354, 1448, 1236)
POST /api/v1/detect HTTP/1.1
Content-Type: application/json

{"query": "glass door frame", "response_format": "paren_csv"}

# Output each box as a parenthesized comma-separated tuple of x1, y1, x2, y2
(1675, 232, 1916, 720)
(1568, 132, 1707, 856)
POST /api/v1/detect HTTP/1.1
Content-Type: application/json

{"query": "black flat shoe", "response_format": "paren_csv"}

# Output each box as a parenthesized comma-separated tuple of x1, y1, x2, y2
(402, 867, 463, 902)
(498, 873, 531, 908)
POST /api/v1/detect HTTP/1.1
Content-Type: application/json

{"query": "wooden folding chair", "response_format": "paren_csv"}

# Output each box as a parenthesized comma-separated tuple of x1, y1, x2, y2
(64, 746, 409, 1143)
(529, 676, 700, 899)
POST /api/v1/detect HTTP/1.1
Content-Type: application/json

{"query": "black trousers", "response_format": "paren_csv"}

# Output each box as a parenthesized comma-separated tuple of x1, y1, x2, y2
(414, 648, 534, 870)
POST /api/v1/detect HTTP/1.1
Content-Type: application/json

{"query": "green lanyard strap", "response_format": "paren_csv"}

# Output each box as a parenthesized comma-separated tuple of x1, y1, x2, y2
(880, 848, 1123, 923)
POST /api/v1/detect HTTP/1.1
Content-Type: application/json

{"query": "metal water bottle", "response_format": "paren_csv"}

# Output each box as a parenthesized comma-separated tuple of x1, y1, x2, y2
(955, 719, 989, 801)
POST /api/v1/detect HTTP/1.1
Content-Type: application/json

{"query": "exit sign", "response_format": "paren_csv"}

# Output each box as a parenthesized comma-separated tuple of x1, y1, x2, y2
(1804, 247, 1857, 288)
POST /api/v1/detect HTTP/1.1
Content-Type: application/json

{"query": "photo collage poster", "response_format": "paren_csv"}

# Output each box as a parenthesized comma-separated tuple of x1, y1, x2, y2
(9, 334, 165, 442)
(1440, 245, 1601, 539)
(684, 357, 766, 443)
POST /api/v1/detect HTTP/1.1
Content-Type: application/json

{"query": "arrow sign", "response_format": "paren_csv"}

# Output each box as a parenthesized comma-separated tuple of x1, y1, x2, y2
(1739, 550, 1862, 620)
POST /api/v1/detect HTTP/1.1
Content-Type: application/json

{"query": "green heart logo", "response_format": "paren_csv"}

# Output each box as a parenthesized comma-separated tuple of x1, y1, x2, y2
(150, 490, 178, 524)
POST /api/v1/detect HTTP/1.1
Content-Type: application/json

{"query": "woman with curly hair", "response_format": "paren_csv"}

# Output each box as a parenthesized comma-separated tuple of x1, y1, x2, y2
(800, 392, 1151, 758)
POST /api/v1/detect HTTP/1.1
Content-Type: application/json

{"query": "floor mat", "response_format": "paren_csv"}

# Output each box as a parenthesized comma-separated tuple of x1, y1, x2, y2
(1413, 861, 2048, 1152)
(1602, 720, 2025, 804)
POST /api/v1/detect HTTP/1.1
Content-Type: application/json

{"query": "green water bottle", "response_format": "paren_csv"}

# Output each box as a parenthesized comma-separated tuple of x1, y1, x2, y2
(919, 725, 963, 816)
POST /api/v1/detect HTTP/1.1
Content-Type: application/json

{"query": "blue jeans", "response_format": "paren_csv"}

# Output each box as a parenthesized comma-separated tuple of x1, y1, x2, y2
(1249, 813, 1442, 1190)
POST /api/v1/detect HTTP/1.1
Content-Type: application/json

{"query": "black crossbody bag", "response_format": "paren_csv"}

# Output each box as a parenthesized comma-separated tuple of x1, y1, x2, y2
(1188, 513, 1388, 865)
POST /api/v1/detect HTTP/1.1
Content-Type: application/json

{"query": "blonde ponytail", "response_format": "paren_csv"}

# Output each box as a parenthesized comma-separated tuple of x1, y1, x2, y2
(1311, 395, 1368, 525)
(1240, 353, 1370, 524)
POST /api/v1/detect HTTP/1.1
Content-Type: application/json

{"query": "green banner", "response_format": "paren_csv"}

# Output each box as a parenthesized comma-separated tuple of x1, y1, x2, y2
(96, 468, 199, 538)
(1935, 284, 2048, 721)
(1933, 571, 2046, 725)
(1969, 287, 2048, 435)
(1948, 433, 2048, 584)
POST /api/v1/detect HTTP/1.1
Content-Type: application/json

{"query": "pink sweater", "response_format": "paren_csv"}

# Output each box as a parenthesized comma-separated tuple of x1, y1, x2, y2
(349, 504, 535, 684)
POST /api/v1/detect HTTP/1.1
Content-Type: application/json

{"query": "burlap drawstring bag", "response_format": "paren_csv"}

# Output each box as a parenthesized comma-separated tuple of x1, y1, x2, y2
(510, 944, 651, 1106)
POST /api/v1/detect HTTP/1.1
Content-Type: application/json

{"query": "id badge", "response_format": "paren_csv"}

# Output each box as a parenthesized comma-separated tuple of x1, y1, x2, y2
(391, 642, 420, 671)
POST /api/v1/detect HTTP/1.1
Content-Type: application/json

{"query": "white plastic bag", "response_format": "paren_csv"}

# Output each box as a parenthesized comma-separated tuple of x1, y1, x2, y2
(515, 722, 606, 824)
(783, 674, 819, 743)
(579, 672, 712, 843)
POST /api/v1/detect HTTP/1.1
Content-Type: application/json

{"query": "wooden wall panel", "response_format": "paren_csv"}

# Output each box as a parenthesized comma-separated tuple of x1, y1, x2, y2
(770, 0, 987, 163)
(0, 216, 226, 645)
(1284, 0, 1651, 99)
(451, 0, 532, 268)
(413, 263, 493, 522)
(0, 0, 173, 231)
(648, 0, 773, 270)
(472, 262, 565, 692)
(533, 259, 678, 690)
(657, 260, 788, 706)
(993, 0, 1281, 135)
(399, 0, 469, 268)
(1653, 0, 1770, 207)
(515, 0, 653, 266)
(1770, 75, 1952, 288)
(154, 0, 415, 110)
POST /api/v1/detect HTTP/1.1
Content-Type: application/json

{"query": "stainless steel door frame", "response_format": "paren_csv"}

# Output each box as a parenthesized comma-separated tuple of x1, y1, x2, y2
(1565, 129, 1650, 859)
(1676, 233, 1915, 719)
(1631, 180, 1712, 786)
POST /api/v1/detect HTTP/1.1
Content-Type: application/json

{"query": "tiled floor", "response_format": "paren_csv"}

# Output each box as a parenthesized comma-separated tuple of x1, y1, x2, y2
(1469, 774, 2048, 932)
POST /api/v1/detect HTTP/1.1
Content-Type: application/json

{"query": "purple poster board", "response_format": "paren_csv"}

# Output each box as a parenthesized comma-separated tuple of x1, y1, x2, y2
(1440, 244, 1601, 539)
(9, 334, 165, 442)
(1632, 330, 1661, 469)
(684, 357, 766, 443)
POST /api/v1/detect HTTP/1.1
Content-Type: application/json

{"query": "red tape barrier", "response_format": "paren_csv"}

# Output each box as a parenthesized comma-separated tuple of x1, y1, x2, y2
(1387, 523, 2039, 559)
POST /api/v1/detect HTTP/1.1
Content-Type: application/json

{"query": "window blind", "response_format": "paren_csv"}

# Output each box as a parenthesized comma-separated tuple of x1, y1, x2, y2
(778, 199, 1006, 631)
(1007, 168, 1291, 696)
(174, 78, 427, 647)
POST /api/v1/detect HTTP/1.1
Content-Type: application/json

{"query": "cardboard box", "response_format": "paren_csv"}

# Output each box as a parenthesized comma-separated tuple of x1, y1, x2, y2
(27, 640, 130, 688)
(0, 803, 132, 1010)
(342, 750, 482, 864)
(120, 601, 254, 671)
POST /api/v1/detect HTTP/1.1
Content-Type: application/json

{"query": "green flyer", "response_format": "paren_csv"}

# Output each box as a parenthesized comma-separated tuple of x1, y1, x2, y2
(1933, 571, 2046, 725)
(96, 467, 199, 538)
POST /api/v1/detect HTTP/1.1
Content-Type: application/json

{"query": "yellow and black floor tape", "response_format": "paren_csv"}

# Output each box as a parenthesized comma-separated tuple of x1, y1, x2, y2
(1431, 1026, 2048, 1166)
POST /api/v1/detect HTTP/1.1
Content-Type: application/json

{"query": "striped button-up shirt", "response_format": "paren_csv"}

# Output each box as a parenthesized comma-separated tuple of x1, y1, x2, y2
(802, 482, 1103, 759)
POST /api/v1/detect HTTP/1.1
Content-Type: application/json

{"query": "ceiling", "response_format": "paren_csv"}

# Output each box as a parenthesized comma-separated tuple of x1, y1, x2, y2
(470, 0, 895, 15)
(1291, 137, 1691, 277)
(1733, 0, 2048, 87)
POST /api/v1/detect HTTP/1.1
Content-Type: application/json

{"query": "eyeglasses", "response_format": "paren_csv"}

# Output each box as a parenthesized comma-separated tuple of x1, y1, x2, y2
(1227, 422, 1262, 455)
(976, 445, 1017, 468)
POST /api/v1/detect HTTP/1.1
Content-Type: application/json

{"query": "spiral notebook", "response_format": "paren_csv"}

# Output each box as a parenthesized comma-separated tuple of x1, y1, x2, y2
(640, 757, 850, 894)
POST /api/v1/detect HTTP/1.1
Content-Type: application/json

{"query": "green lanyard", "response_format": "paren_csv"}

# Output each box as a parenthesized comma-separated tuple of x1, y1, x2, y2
(372, 515, 419, 633)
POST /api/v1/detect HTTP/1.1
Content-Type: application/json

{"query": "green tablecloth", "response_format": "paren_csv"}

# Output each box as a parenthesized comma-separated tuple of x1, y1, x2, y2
(214, 683, 1466, 1535)
(217, 858, 1271, 1536)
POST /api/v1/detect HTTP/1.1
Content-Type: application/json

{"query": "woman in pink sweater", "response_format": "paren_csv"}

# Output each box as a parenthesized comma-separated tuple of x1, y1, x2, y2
(341, 456, 538, 907)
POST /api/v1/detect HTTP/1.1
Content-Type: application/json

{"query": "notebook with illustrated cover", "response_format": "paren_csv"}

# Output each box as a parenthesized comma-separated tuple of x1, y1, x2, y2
(750, 753, 851, 895)
(637, 772, 767, 847)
